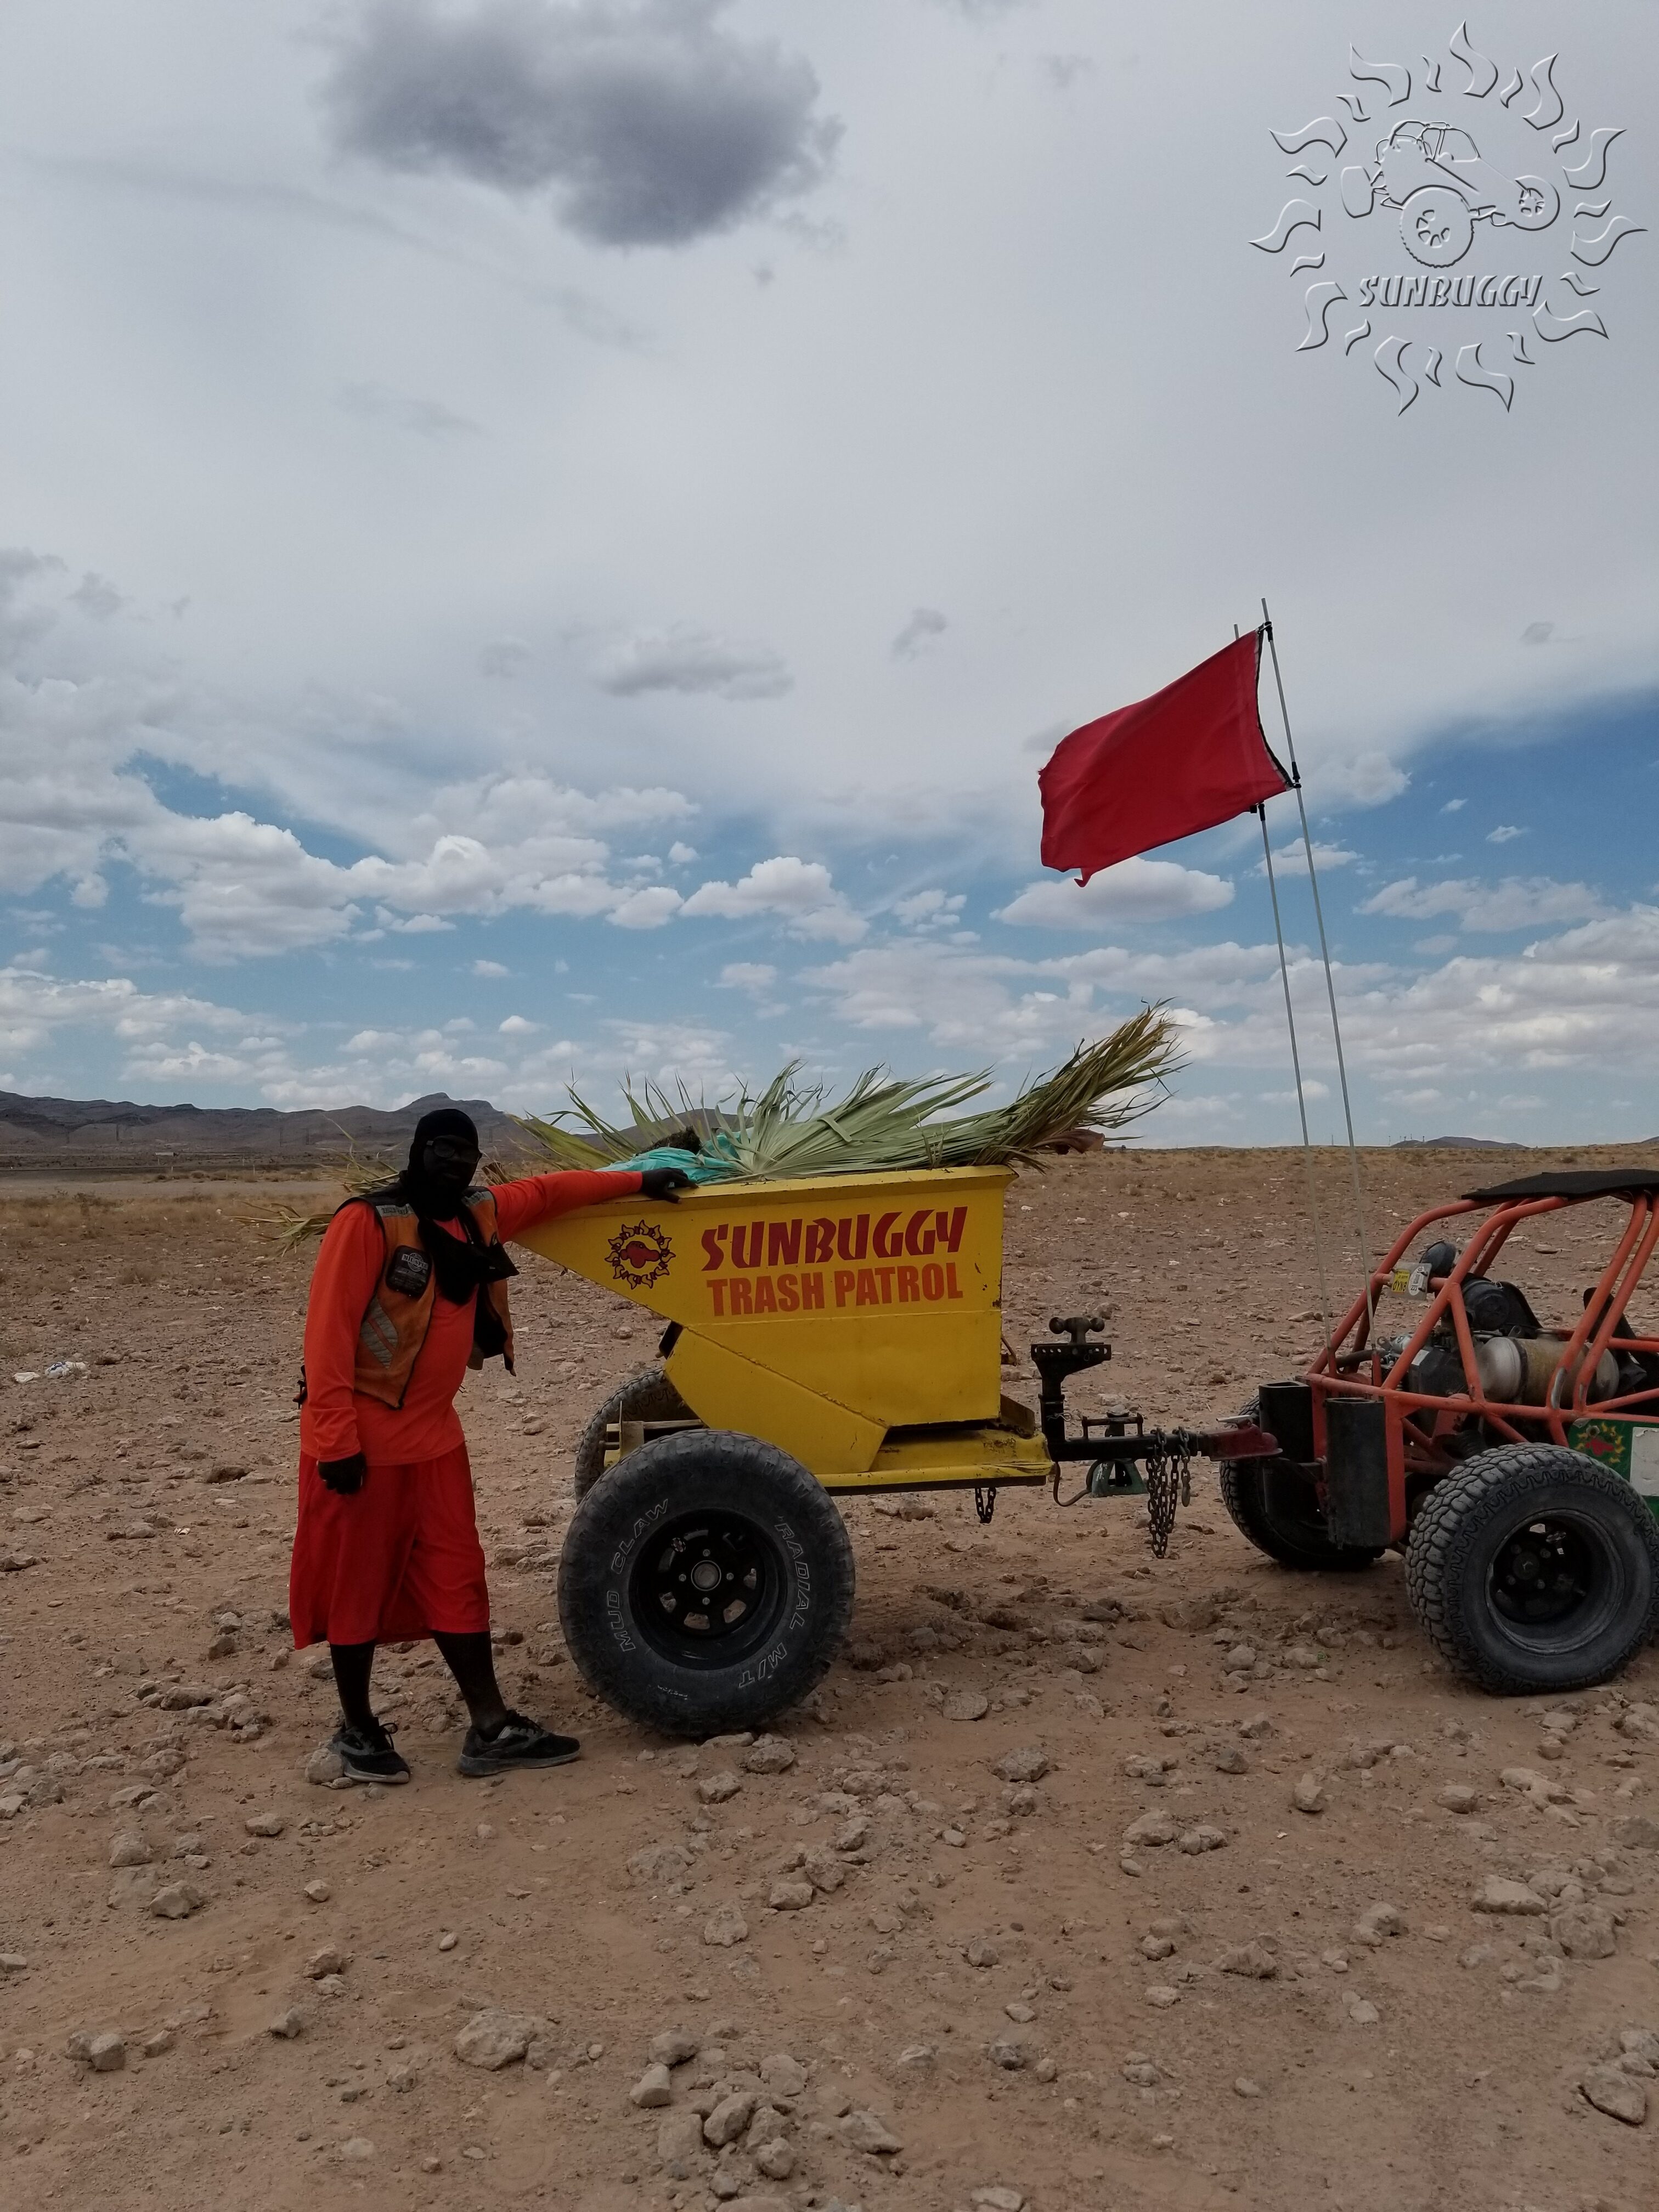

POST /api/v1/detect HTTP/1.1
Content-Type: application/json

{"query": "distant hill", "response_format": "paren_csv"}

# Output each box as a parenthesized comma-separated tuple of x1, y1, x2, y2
(1392, 1136, 1525, 1151)
(0, 1089, 529, 1175)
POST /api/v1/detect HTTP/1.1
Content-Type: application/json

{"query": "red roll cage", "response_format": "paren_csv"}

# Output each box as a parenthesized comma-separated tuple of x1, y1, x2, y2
(1303, 1180, 1659, 1541)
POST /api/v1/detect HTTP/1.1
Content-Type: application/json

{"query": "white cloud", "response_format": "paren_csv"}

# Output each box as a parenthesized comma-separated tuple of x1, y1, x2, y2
(608, 884, 684, 929)
(892, 889, 966, 928)
(1488, 825, 1527, 844)
(0, 962, 249, 1058)
(681, 856, 865, 941)
(1261, 1079, 1329, 1103)
(802, 940, 1084, 1052)
(472, 958, 510, 977)
(1441, 798, 1466, 814)
(794, 890, 1659, 1101)
(668, 842, 699, 865)
(1312, 754, 1410, 809)
(1255, 842, 1357, 879)
(591, 1017, 742, 1096)
(0, 661, 714, 955)
(498, 1014, 538, 1034)
(375, 908, 455, 934)
(995, 859, 1234, 927)
(1360, 876, 1606, 933)
(718, 961, 777, 991)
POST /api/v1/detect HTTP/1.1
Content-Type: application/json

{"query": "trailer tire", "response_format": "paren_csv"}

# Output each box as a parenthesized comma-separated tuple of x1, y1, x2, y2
(557, 1429, 855, 1736)
(1218, 1400, 1383, 1572)
(1405, 1443, 1659, 1694)
(572, 1367, 695, 1502)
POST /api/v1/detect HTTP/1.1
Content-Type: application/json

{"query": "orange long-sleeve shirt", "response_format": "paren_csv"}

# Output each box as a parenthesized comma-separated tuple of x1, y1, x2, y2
(298, 1170, 643, 1464)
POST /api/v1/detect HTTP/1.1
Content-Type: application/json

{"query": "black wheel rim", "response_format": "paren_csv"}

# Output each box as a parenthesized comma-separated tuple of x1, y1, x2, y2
(629, 1509, 788, 1671)
(1487, 1511, 1627, 1653)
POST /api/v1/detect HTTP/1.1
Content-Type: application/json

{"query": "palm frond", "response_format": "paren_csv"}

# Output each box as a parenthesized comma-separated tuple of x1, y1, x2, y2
(259, 1143, 514, 1249)
(515, 1008, 1181, 1184)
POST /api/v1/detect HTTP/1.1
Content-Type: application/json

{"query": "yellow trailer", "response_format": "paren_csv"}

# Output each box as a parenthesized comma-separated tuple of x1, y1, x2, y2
(518, 1165, 1273, 1734)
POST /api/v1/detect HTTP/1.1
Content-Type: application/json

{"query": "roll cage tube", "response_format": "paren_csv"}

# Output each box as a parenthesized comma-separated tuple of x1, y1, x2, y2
(1379, 120, 1515, 210)
(1301, 1189, 1659, 1530)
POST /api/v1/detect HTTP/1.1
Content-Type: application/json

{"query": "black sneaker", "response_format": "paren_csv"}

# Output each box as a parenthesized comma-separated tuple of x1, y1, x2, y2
(457, 1711, 581, 1778)
(327, 1718, 410, 1786)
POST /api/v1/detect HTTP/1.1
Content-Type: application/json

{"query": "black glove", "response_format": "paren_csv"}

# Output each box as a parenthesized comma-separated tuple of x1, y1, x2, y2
(638, 1167, 693, 1201)
(318, 1452, 368, 1496)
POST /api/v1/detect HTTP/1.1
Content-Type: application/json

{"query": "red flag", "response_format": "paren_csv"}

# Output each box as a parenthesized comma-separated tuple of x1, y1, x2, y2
(1039, 630, 1290, 884)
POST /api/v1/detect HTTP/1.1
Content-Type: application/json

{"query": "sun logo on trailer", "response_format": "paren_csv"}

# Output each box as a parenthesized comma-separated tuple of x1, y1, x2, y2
(607, 1220, 674, 1290)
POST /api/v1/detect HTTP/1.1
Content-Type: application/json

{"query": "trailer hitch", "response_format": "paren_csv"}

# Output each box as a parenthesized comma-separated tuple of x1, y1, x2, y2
(1031, 1316, 1281, 1555)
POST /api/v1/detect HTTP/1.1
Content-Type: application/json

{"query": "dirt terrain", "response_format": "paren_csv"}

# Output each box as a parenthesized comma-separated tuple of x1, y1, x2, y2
(3, 1143, 1659, 2212)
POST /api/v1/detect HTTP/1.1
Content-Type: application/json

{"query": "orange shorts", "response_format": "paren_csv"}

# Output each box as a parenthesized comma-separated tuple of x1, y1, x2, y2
(288, 1443, 490, 1648)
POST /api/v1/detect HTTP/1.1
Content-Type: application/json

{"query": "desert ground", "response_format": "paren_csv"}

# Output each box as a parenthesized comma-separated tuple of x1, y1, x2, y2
(3, 1142, 1659, 2212)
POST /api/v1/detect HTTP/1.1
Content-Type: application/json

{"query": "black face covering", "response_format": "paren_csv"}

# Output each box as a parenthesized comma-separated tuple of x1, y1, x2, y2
(390, 1107, 517, 1305)
(402, 1107, 481, 1214)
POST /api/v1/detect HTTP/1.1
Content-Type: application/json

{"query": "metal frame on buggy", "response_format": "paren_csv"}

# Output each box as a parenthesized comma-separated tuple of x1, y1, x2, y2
(1284, 1171, 1659, 1550)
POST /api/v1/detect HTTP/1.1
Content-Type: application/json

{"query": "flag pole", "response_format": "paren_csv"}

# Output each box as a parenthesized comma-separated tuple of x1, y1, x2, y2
(1237, 622, 1334, 1348)
(1259, 598, 1375, 1335)
(1256, 802, 1336, 1348)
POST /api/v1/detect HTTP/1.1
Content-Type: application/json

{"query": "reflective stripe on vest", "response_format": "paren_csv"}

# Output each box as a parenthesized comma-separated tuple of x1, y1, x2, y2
(349, 1189, 514, 1409)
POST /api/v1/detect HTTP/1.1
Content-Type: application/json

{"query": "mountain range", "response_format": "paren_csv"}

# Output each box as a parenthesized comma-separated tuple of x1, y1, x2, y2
(0, 1089, 527, 1173)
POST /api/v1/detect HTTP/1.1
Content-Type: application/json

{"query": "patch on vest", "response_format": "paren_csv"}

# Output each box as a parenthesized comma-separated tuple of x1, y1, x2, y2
(385, 1245, 433, 1297)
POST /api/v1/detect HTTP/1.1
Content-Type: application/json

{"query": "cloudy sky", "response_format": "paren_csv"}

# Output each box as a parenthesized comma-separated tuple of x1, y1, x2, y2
(1, 0, 1655, 1143)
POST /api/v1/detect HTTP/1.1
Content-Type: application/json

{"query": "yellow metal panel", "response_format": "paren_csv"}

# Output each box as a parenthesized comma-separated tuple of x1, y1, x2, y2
(665, 1329, 887, 1475)
(512, 1165, 1009, 1431)
(823, 1423, 1053, 1493)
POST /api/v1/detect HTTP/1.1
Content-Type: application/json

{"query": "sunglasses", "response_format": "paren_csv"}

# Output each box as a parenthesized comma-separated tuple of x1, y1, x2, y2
(424, 1138, 481, 1171)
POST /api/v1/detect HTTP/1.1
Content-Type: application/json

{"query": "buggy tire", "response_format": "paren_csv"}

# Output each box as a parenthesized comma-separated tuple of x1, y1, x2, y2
(557, 1428, 855, 1736)
(1405, 1443, 1659, 1695)
(1218, 1399, 1382, 1572)
(572, 1366, 694, 1502)
(1400, 184, 1474, 267)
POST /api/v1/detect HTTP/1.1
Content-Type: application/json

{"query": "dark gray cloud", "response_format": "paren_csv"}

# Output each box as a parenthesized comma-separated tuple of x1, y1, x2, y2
(321, 0, 838, 248)
(891, 607, 947, 659)
(933, 0, 1031, 20)
(594, 624, 793, 699)
(339, 380, 480, 438)
(477, 636, 533, 678)
(70, 574, 126, 621)
(0, 550, 64, 664)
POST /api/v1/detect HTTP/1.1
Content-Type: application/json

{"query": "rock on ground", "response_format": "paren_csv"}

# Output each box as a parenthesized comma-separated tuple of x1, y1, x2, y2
(1581, 2068, 1649, 2126)
(454, 2010, 541, 2070)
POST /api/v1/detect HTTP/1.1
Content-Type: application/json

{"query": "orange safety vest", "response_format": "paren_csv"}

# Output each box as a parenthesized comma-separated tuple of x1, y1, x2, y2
(350, 1190, 515, 1408)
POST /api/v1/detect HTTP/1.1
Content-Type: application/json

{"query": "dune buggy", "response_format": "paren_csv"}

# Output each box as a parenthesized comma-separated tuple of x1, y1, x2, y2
(1226, 1169, 1659, 1694)
(1341, 119, 1559, 267)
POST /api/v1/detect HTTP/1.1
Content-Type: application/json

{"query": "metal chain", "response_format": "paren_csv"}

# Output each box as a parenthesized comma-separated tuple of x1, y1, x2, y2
(974, 1483, 997, 1526)
(1143, 1437, 1190, 1559)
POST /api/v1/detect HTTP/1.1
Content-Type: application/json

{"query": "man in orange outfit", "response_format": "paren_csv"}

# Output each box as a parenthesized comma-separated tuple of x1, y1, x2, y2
(291, 1105, 689, 1784)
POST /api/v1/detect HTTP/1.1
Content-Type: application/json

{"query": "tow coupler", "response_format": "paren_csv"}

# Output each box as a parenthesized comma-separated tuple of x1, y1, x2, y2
(1033, 1316, 1280, 1557)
